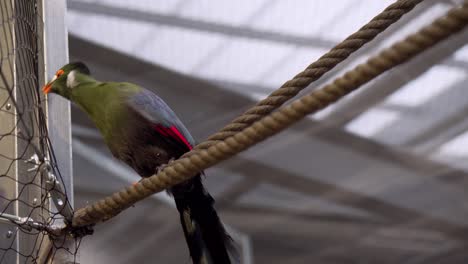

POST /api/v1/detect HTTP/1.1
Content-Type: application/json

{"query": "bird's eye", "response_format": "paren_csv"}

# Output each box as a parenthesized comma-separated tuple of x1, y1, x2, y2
(55, 69, 64, 77)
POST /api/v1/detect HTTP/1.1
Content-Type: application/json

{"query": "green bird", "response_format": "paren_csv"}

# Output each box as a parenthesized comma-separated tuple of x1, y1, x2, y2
(43, 62, 235, 264)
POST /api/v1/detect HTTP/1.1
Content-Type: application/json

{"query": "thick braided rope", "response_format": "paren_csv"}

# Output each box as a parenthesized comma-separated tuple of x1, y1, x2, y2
(187, 0, 423, 153)
(72, 2, 468, 227)
(72, 0, 422, 225)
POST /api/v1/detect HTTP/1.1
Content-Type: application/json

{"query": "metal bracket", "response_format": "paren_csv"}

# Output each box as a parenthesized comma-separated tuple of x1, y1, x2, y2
(25, 153, 41, 172)
(26, 154, 74, 223)
(0, 212, 63, 236)
(42, 160, 74, 223)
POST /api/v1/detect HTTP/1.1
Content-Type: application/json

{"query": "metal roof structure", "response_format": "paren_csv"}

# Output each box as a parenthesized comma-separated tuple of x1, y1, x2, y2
(65, 1, 468, 263)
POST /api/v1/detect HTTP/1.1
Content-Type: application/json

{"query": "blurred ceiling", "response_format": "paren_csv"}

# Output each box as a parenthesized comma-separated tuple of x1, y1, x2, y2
(65, 0, 468, 263)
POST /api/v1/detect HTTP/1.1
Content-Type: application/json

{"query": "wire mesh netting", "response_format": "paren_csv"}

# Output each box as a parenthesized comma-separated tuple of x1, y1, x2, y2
(0, 0, 78, 263)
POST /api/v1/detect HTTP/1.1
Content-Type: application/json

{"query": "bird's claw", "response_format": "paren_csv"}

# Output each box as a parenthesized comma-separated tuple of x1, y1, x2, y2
(69, 224, 94, 238)
(156, 158, 175, 174)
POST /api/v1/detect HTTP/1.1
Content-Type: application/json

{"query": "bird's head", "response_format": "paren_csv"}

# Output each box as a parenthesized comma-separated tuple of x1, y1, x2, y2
(42, 61, 91, 99)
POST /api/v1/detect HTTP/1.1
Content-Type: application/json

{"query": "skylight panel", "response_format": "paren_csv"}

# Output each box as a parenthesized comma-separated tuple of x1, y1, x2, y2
(385, 66, 465, 107)
(438, 130, 468, 157)
(345, 108, 400, 138)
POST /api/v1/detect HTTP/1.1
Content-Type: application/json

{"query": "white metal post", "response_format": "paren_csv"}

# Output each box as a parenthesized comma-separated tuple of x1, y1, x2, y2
(42, 0, 73, 208)
(40, 0, 76, 263)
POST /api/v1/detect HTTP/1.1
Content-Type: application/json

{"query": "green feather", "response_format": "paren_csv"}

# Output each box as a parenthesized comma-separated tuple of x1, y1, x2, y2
(50, 68, 140, 146)
(78, 83, 142, 144)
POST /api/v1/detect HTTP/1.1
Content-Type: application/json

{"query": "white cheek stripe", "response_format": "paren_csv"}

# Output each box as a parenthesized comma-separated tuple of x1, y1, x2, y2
(66, 70, 79, 88)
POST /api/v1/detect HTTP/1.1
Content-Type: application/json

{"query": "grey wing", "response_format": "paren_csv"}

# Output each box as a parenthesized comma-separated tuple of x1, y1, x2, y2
(127, 88, 196, 149)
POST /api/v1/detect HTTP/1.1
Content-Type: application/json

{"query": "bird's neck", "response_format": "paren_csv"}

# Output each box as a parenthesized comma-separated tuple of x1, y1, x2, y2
(71, 82, 130, 141)
(71, 81, 113, 122)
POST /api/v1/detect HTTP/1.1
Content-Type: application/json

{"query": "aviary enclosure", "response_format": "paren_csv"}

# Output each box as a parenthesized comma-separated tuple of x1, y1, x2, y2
(1, 0, 468, 263)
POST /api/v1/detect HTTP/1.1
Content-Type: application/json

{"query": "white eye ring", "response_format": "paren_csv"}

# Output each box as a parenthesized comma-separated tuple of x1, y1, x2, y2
(66, 70, 79, 89)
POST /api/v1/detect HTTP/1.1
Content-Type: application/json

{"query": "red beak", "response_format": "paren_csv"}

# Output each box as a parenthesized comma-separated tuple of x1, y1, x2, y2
(42, 83, 52, 94)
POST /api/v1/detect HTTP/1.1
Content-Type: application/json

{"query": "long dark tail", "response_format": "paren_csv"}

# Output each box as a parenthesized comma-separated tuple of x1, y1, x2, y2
(171, 175, 235, 264)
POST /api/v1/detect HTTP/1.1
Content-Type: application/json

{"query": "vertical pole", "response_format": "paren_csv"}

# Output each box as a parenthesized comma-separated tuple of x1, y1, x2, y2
(39, 0, 75, 263)
(41, 0, 72, 207)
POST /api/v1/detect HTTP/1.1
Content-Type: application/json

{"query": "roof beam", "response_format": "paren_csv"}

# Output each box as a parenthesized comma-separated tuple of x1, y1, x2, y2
(300, 0, 438, 92)
(67, 0, 336, 49)
(321, 26, 468, 126)
(443, 58, 468, 70)
(377, 77, 468, 147)
(222, 155, 468, 241)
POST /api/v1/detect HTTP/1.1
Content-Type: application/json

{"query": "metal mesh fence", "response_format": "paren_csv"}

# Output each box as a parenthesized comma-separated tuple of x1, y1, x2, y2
(0, 0, 77, 263)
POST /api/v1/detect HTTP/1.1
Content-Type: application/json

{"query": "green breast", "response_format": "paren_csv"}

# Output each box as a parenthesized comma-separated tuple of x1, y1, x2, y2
(71, 81, 141, 145)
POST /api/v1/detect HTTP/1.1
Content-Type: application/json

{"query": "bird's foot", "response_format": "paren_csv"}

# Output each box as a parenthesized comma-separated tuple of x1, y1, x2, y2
(156, 158, 175, 174)
(132, 158, 175, 186)
(132, 180, 142, 186)
(69, 224, 94, 238)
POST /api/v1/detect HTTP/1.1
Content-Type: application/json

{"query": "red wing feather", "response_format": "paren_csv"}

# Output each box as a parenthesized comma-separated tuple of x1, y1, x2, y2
(154, 125, 193, 150)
